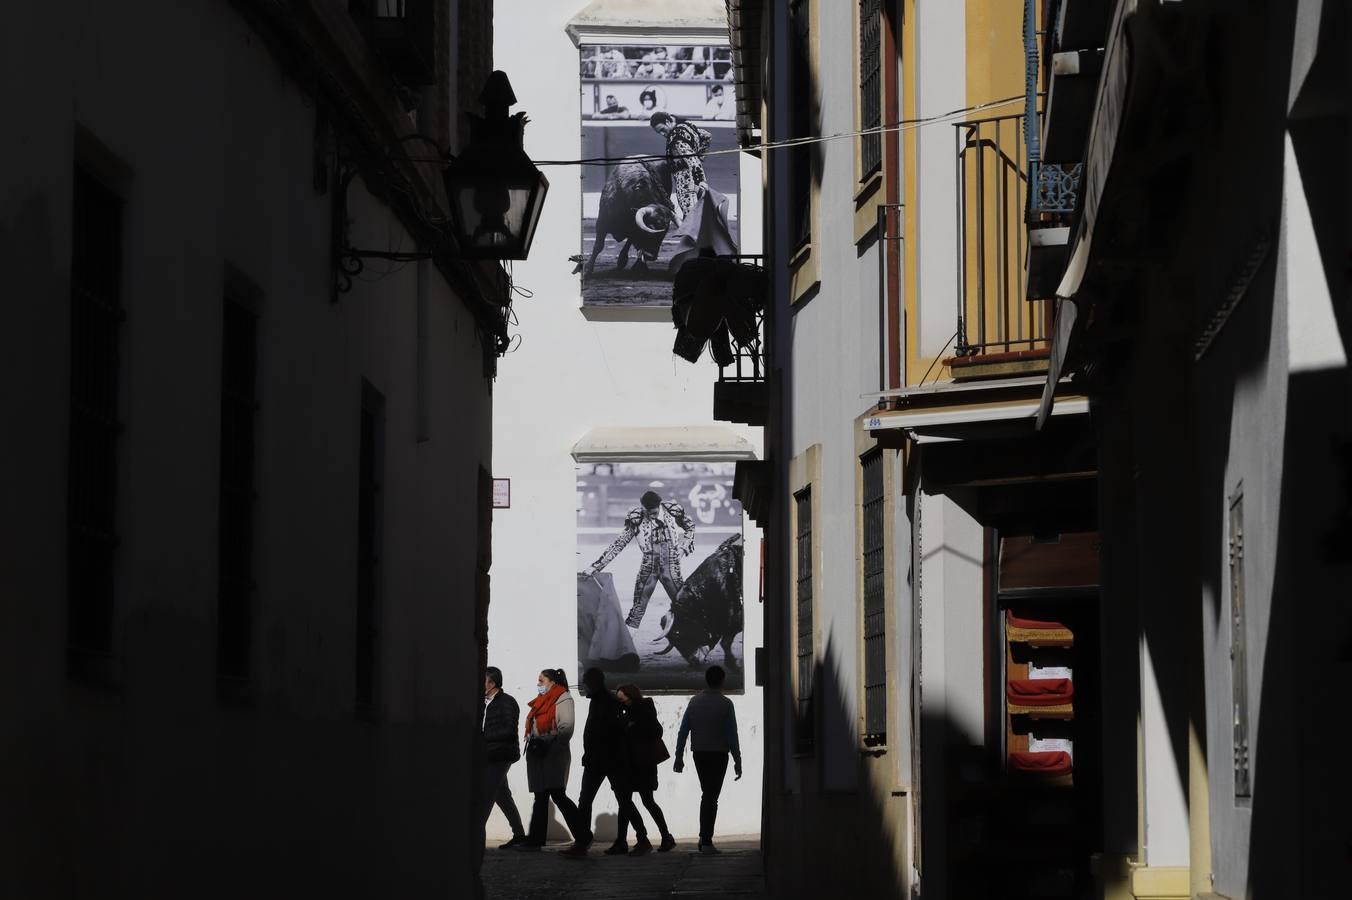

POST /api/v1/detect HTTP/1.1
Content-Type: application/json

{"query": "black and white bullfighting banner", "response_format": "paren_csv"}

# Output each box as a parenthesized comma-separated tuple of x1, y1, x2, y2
(576, 461, 745, 693)
(578, 42, 742, 307)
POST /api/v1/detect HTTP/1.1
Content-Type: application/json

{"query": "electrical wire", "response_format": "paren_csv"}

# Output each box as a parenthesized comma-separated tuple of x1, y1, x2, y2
(388, 95, 1024, 168)
(917, 331, 958, 388)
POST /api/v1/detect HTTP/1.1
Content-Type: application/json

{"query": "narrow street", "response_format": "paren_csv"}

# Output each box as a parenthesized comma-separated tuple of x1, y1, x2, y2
(483, 839, 764, 899)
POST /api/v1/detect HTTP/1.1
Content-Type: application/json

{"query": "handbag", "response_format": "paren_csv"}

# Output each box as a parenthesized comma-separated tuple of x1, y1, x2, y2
(525, 737, 551, 759)
(635, 738, 670, 768)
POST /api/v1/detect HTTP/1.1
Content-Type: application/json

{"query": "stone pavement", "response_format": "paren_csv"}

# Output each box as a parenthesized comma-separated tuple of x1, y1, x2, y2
(482, 837, 764, 900)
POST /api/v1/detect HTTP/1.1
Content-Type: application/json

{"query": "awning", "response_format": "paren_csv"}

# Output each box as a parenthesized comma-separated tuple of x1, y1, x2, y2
(1036, 0, 1136, 427)
(566, 0, 730, 45)
(571, 425, 758, 462)
(865, 395, 1089, 438)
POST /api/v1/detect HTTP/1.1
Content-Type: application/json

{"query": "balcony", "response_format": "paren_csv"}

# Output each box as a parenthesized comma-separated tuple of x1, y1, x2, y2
(670, 253, 768, 426)
(949, 114, 1052, 380)
(713, 304, 767, 426)
(1037, 0, 1113, 164)
(1025, 0, 1096, 299)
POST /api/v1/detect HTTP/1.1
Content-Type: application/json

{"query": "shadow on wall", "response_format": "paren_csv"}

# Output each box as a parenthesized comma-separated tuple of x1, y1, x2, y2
(1246, 351, 1352, 896)
(1251, 3, 1352, 891)
(766, 637, 920, 899)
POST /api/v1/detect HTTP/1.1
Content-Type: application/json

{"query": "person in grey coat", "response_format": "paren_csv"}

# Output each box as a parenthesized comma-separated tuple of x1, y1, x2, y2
(521, 668, 587, 849)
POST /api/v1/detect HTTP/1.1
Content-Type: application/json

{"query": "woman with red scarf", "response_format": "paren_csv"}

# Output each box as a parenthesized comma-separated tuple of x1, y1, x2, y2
(520, 669, 587, 850)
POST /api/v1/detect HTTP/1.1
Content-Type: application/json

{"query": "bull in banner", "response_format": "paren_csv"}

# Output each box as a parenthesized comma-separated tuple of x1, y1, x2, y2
(653, 533, 744, 669)
(585, 157, 677, 275)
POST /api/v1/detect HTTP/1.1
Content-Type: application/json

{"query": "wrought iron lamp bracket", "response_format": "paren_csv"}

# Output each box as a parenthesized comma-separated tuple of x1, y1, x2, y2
(332, 158, 448, 298)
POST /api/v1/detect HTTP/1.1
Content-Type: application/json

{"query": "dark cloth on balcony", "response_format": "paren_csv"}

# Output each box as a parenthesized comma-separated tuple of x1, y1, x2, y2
(671, 253, 766, 365)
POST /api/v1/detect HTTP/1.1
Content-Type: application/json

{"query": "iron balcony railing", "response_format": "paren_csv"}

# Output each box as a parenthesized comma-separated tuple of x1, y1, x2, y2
(1024, 0, 1084, 218)
(715, 254, 766, 385)
(717, 307, 764, 384)
(953, 113, 1051, 357)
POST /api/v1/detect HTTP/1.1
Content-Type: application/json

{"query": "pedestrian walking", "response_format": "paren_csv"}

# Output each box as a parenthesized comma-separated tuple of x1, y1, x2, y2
(522, 668, 587, 850)
(563, 667, 649, 857)
(672, 665, 742, 853)
(478, 666, 527, 849)
(616, 684, 676, 852)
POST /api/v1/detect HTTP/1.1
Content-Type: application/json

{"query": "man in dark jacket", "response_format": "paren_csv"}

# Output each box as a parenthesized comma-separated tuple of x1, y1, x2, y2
(478, 666, 526, 848)
(673, 664, 741, 853)
(563, 667, 649, 857)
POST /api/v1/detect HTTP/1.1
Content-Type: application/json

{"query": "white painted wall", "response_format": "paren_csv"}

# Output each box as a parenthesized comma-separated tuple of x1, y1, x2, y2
(488, 0, 763, 842)
(917, 491, 986, 746)
(1140, 638, 1191, 868)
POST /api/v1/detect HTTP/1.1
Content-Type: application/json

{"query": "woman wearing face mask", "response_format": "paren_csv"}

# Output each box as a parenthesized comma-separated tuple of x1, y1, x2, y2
(520, 669, 588, 850)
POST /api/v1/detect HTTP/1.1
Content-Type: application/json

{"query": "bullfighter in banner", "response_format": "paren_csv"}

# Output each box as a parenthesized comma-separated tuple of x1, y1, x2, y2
(582, 490, 695, 629)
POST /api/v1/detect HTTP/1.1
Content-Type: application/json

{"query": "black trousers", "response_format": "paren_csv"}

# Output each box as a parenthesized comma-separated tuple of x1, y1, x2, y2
(579, 767, 646, 841)
(693, 751, 730, 843)
(528, 788, 581, 845)
(626, 788, 670, 840)
(476, 762, 525, 836)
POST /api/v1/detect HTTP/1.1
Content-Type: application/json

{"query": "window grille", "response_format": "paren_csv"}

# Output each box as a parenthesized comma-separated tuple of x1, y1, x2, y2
(1229, 489, 1250, 798)
(795, 486, 815, 752)
(862, 450, 887, 743)
(356, 382, 385, 718)
(859, 0, 883, 177)
(216, 297, 258, 688)
(789, 0, 813, 249)
(66, 170, 124, 667)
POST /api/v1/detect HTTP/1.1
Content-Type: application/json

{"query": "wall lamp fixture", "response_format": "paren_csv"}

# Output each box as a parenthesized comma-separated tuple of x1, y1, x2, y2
(333, 71, 549, 294)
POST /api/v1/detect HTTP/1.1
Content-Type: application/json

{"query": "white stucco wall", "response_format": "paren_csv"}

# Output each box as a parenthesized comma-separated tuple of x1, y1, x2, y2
(488, 0, 764, 842)
(916, 491, 986, 747)
(1140, 638, 1191, 868)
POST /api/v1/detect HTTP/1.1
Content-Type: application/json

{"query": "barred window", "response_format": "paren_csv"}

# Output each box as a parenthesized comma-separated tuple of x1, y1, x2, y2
(861, 450, 886, 743)
(356, 381, 386, 718)
(859, 0, 883, 177)
(795, 486, 815, 753)
(1229, 489, 1250, 798)
(67, 170, 124, 670)
(217, 297, 259, 690)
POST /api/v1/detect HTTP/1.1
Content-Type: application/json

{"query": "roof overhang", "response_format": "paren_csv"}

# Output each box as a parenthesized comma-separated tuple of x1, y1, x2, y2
(726, 0, 765, 148)
(867, 395, 1088, 441)
(566, 0, 731, 46)
(571, 425, 758, 462)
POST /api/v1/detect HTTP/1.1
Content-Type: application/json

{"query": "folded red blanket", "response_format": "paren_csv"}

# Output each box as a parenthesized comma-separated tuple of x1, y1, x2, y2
(1007, 678, 1074, 705)
(1007, 611, 1069, 631)
(1009, 750, 1073, 775)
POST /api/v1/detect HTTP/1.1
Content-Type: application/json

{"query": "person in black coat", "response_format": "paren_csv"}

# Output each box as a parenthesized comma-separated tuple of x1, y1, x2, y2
(563, 667, 649, 856)
(477, 666, 527, 848)
(618, 684, 676, 852)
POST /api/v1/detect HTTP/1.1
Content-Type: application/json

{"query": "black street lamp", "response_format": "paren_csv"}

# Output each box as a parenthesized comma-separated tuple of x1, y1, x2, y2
(444, 71, 549, 260)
